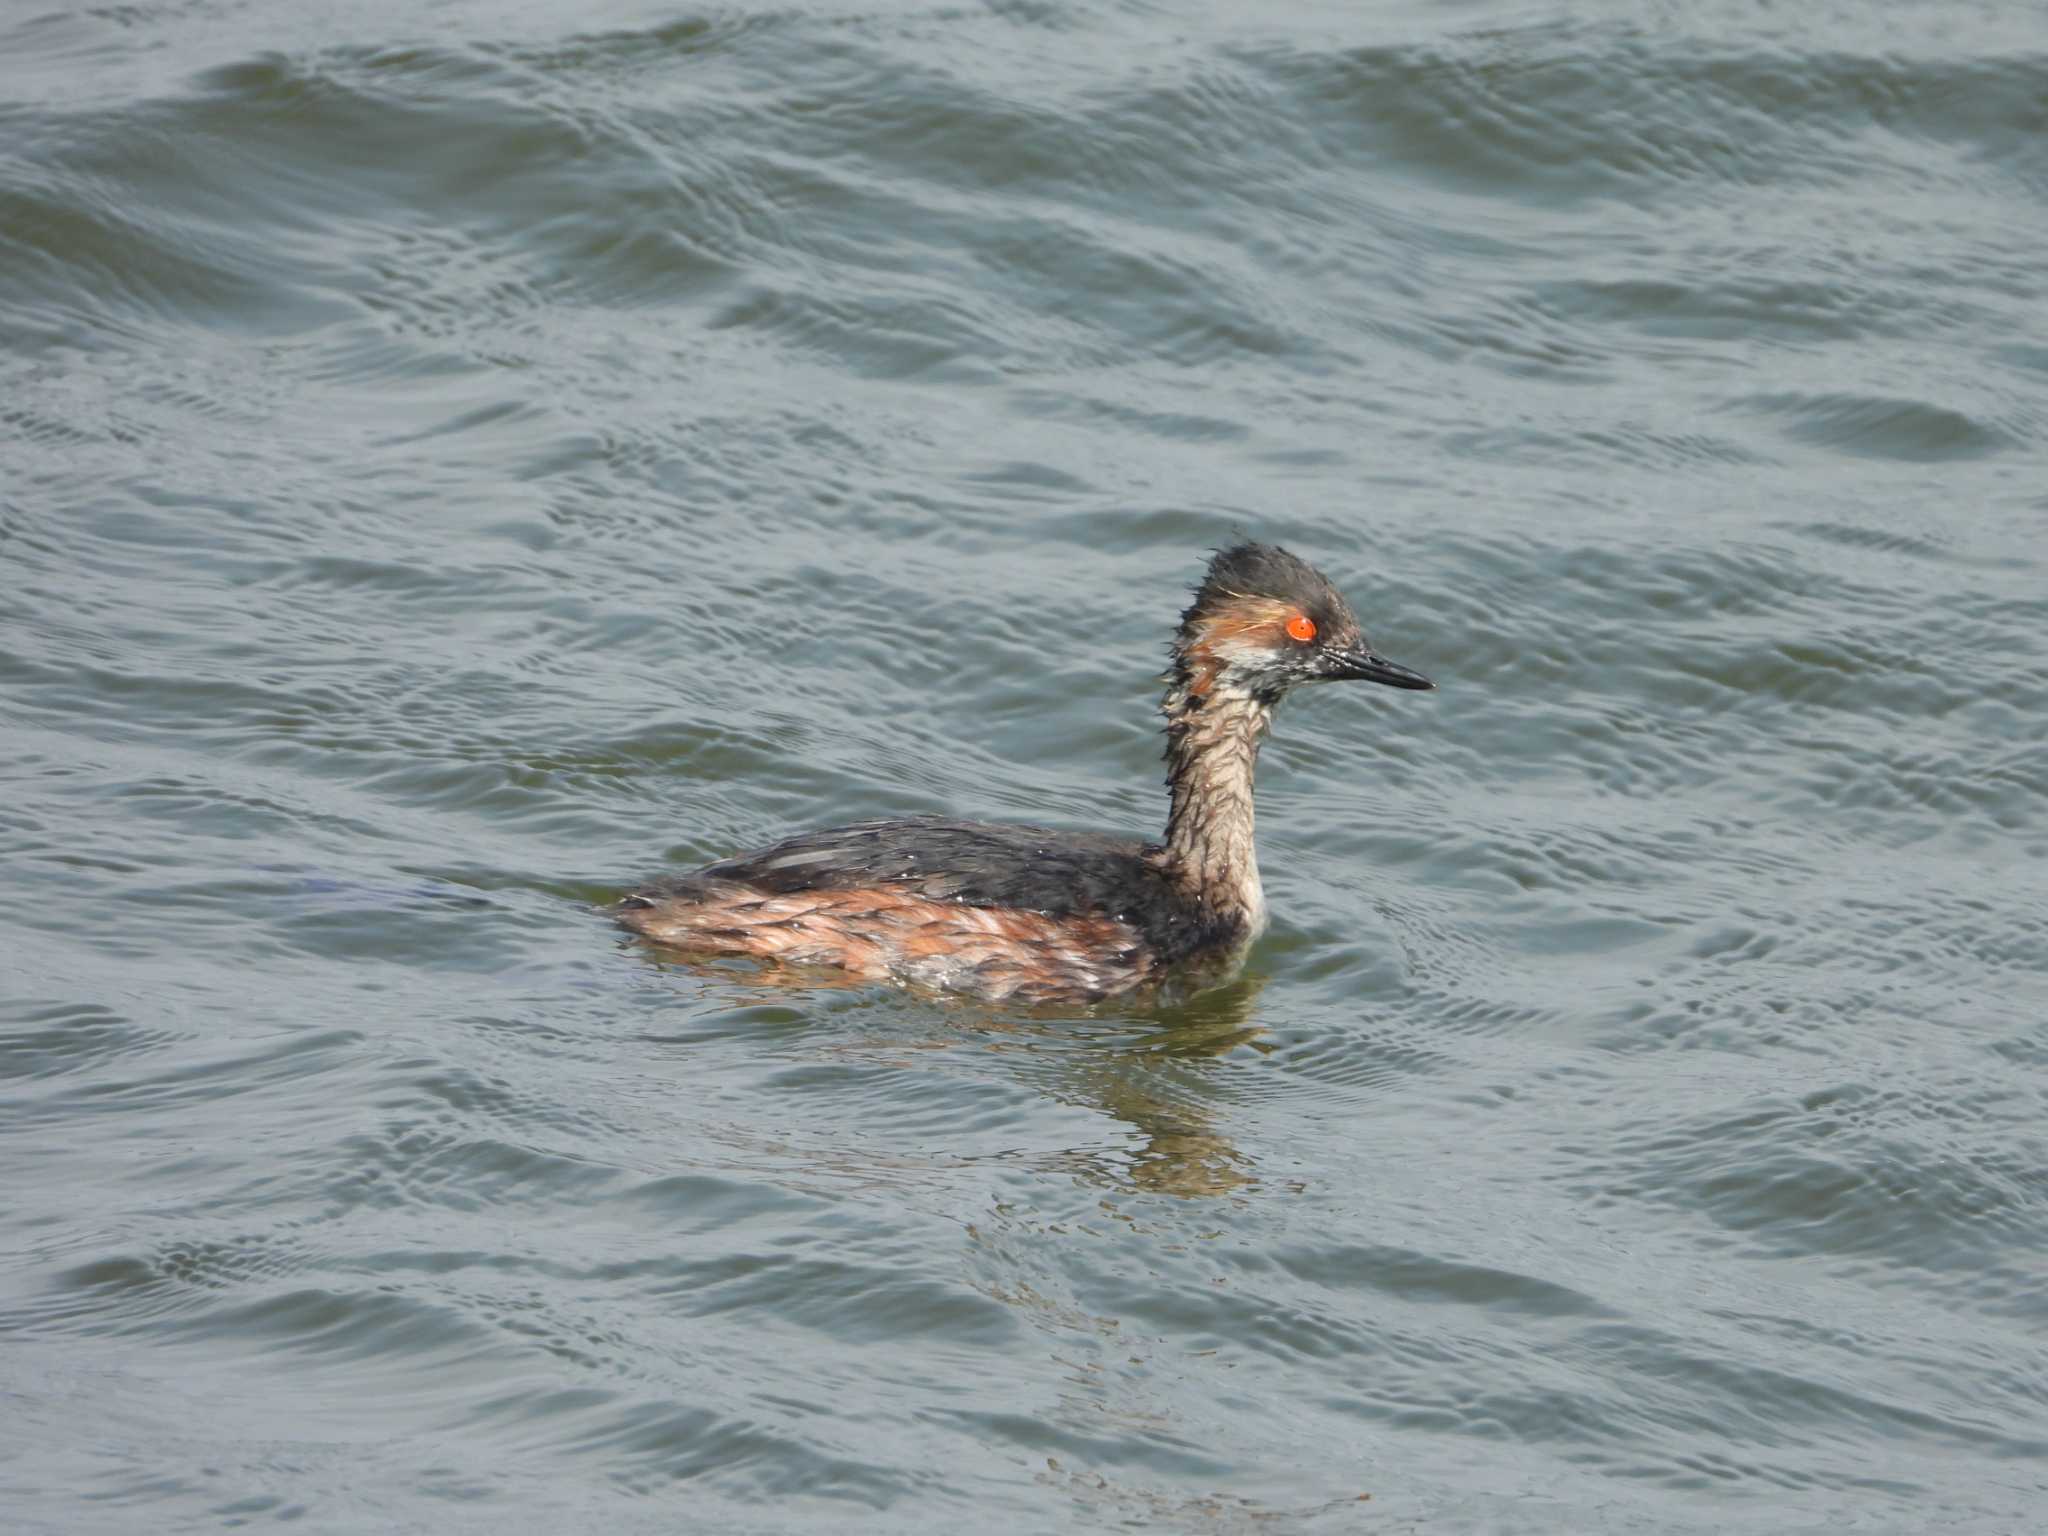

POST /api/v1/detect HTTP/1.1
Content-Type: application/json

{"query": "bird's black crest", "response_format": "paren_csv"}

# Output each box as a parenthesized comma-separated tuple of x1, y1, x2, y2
(1182, 542, 1349, 632)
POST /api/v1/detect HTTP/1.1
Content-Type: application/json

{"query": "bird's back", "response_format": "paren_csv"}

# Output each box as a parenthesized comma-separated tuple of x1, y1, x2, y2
(703, 815, 1151, 904)
(614, 815, 1244, 1000)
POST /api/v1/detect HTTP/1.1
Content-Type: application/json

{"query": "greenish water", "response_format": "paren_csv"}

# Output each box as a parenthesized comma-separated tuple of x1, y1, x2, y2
(3, 1, 2045, 1531)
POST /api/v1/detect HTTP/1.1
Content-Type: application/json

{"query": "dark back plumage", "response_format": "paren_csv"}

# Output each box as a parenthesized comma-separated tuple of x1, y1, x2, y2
(639, 815, 1238, 966)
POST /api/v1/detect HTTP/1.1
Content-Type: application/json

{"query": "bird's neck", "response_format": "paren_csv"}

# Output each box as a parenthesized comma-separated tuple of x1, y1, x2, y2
(1159, 677, 1272, 934)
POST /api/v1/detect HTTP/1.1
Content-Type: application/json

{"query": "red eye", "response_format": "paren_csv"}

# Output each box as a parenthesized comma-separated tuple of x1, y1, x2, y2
(1286, 614, 1317, 643)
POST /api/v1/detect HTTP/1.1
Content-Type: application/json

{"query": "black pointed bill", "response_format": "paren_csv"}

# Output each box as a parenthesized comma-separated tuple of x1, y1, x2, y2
(1327, 647, 1434, 690)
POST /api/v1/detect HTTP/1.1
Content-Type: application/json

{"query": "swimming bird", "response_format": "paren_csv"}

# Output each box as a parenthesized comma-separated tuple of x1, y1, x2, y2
(614, 542, 1433, 1003)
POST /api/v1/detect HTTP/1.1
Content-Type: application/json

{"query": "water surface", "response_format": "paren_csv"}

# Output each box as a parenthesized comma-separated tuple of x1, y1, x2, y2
(3, 0, 2046, 1530)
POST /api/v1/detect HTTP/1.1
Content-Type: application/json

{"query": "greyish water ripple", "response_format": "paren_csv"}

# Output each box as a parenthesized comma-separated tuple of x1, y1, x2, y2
(3, 0, 2045, 1531)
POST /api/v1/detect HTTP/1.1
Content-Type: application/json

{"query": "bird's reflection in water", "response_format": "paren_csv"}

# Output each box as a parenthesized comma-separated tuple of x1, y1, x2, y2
(625, 944, 1273, 1199)
(1051, 972, 1270, 1198)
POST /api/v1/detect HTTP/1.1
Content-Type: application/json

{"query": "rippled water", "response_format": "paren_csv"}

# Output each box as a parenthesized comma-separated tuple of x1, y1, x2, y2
(4, 0, 2046, 1530)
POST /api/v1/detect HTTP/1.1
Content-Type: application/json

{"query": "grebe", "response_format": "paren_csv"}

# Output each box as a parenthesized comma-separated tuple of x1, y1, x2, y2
(613, 542, 1433, 1004)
